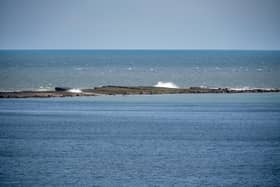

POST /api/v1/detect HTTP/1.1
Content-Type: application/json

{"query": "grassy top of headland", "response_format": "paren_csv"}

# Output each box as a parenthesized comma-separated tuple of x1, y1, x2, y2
(0, 86, 279, 98)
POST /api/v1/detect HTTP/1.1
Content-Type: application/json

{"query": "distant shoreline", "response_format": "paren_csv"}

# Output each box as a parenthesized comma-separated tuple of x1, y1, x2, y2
(0, 86, 280, 98)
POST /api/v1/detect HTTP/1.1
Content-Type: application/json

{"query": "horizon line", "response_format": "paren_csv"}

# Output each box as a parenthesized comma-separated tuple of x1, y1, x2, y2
(0, 48, 280, 51)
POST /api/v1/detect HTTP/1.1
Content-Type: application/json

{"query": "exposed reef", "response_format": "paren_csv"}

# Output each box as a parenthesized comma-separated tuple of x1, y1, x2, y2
(0, 86, 279, 98)
(0, 90, 96, 98)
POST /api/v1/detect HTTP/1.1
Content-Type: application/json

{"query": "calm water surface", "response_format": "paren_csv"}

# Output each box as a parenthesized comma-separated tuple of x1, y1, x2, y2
(0, 50, 280, 90)
(0, 94, 280, 186)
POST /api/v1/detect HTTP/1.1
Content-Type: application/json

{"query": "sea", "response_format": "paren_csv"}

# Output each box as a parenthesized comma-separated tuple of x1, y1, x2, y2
(0, 50, 280, 91)
(0, 50, 280, 186)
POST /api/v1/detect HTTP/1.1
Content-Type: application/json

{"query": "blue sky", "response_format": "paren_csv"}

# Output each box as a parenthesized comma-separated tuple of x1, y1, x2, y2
(0, 0, 280, 49)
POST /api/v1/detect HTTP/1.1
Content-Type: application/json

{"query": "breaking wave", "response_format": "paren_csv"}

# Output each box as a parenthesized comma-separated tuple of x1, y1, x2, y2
(154, 81, 179, 88)
(67, 89, 82, 93)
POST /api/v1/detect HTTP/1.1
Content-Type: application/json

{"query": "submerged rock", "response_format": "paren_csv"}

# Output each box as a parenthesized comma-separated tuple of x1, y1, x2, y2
(55, 87, 72, 91)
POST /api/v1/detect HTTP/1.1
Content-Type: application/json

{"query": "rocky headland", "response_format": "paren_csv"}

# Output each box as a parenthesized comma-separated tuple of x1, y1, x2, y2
(0, 86, 279, 98)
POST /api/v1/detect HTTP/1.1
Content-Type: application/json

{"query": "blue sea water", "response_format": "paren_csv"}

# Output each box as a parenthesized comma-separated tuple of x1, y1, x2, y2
(0, 50, 280, 186)
(0, 94, 280, 186)
(0, 50, 280, 90)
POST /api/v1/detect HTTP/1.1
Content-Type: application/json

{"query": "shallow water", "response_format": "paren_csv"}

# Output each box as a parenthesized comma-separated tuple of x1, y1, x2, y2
(0, 50, 280, 90)
(0, 93, 280, 186)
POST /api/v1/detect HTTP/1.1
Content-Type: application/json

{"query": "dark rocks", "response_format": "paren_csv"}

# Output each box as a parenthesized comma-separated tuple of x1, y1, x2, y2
(55, 87, 71, 91)
(0, 86, 279, 98)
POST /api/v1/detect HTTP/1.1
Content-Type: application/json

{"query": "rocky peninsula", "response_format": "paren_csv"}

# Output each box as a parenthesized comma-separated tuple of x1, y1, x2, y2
(0, 86, 279, 98)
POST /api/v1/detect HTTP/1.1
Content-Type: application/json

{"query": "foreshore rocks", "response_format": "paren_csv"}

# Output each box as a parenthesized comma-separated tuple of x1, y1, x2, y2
(0, 91, 96, 98)
(0, 86, 279, 98)
(87, 86, 280, 95)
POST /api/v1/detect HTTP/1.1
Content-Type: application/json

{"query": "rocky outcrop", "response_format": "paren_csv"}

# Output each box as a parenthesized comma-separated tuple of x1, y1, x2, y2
(0, 86, 279, 98)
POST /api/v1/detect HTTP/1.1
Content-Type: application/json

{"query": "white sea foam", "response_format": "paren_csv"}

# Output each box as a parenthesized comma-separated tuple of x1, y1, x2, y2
(228, 87, 251, 91)
(227, 87, 275, 91)
(68, 89, 82, 93)
(154, 81, 179, 88)
(36, 86, 53, 91)
(199, 85, 208, 88)
(36, 88, 53, 91)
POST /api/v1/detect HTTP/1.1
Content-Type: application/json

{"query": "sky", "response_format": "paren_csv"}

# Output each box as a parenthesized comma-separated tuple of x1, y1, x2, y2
(0, 0, 280, 50)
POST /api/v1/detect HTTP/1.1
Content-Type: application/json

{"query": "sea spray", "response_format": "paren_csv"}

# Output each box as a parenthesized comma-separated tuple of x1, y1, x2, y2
(68, 89, 82, 93)
(154, 81, 179, 88)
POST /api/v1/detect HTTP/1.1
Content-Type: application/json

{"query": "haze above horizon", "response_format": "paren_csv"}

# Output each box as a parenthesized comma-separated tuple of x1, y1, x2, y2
(0, 0, 280, 50)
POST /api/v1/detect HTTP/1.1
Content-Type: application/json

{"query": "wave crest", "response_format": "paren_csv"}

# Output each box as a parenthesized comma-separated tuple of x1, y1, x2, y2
(154, 81, 179, 88)
(68, 89, 82, 93)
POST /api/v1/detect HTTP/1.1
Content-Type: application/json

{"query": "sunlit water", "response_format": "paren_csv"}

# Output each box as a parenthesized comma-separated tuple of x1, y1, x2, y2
(0, 94, 280, 186)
